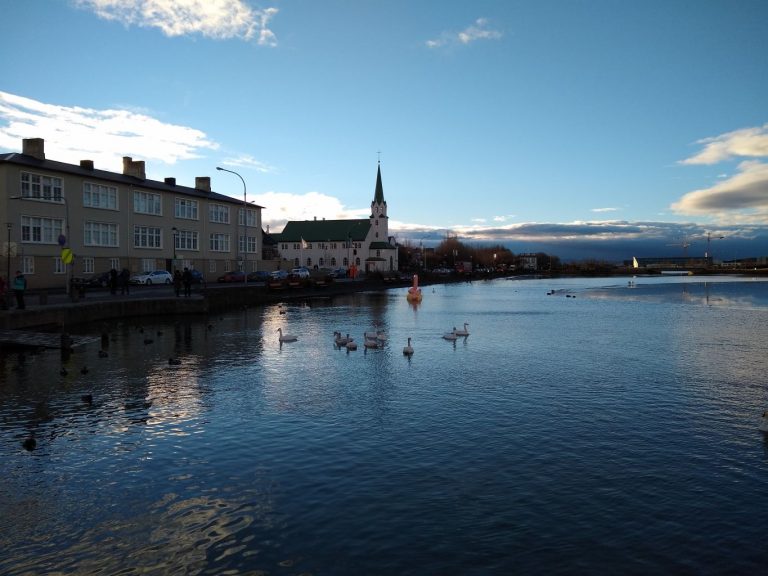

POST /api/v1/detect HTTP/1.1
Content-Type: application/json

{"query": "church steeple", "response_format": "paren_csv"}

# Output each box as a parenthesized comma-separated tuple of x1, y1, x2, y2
(373, 161, 385, 205)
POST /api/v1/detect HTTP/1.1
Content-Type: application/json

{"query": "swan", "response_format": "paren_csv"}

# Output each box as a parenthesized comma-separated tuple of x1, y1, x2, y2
(277, 328, 298, 343)
(364, 336, 380, 349)
(454, 323, 470, 337)
(345, 340, 358, 351)
(442, 330, 458, 341)
(760, 410, 768, 433)
(334, 331, 352, 346)
(403, 337, 414, 356)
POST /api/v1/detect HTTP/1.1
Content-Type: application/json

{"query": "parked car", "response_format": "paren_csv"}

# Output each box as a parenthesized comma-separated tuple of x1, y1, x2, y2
(130, 270, 173, 285)
(270, 270, 289, 280)
(82, 271, 111, 287)
(291, 267, 310, 279)
(217, 270, 246, 283)
(247, 270, 271, 282)
(330, 267, 347, 278)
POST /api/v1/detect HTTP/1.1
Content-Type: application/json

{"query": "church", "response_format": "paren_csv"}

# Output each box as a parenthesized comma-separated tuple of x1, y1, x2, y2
(275, 163, 398, 275)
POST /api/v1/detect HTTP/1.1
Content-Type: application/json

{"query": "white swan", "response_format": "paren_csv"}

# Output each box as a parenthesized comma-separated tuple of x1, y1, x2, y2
(760, 410, 768, 433)
(403, 337, 414, 356)
(277, 328, 297, 343)
(454, 323, 470, 337)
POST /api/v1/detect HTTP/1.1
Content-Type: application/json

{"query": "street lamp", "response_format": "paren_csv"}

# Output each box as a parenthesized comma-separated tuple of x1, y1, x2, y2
(216, 166, 248, 285)
(5, 223, 11, 307)
(172, 227, 178, 264)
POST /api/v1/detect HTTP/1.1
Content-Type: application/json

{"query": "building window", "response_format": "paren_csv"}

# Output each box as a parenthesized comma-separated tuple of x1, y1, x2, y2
(22, 256, 34, 275)
(343, 257, 348, 267)
(176, 230, 199, 251)
(21, 171, 63, 202)
(238, 207, 258, 227)
(331, 257, 337, 266)
(306, 258, 312, 267)
(110, 258, 120, 270)
(134, 191, 162, 215)
(141, 258, 155, 273)
(134, 225, 162, 249)
(83, 182, 118, 210)
(209, 233, 231, 253)
(21, 216, 64, 244)
(239, 235, 258, 254)
(209, 204, 230, 224)
(83, 257, 95, 274)
(319, 258, 324, 267)
(175, 198, 199, 220)
(84, 221, 119, 247)
(208, 260, 217, 273)
(54, 257, 65, 275)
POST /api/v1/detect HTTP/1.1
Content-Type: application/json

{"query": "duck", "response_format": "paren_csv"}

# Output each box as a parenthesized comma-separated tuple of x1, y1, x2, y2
(454, 323, 470, 337)
(80, 366, 89, 375)
(143, 338, 154, 345)
(277, 328, 298, 343)
(98, 350, 108, 358)
(403, 337, 414, 356)
(760, 410, 768, 433)
(22, 436, 36, 451)
(60, 367, 68, 376)
(81, 394, 93, 405)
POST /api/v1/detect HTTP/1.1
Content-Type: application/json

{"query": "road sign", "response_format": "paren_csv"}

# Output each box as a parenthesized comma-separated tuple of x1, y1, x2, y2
(61, 248, 74, 264)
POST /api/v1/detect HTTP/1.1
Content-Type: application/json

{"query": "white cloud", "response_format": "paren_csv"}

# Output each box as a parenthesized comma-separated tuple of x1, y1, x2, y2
(254, 191, 368, 232)
(426, 17, 502, 49)
(0, 91, 218, 172)
(220, 154, 276, 173)
(671, 161, 768, 223)
(680, 123, 768, 165)
(591, 207, 619, 213)
(73, 0, 278, 45)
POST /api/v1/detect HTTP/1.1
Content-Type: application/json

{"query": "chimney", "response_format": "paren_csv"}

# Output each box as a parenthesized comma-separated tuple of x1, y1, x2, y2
(22, 138, 45, 160)
(80, 160, 94, 170)
(195, 176, 211, 192)
(122, 156, 146, 180)
(164, 177, 176, 186)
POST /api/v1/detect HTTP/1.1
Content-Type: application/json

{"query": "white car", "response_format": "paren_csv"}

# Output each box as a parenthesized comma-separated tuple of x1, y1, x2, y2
(291, 267, 311, 279)
(130, 270, 173, 285)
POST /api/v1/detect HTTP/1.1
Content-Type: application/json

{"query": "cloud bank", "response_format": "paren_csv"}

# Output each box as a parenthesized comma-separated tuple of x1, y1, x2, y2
(73, 0, 279, 45)
(673, 123, 768, 222)
(0, 91, 218, 172)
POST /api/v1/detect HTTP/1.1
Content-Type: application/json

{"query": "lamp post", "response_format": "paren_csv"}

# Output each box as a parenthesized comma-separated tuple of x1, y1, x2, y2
(216, 166, 248, 284)
(5, 223, 11, 307)
(172, 227, 178, 265)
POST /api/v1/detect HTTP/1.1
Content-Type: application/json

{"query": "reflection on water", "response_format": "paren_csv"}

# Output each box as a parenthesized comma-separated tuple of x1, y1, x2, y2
(2, 276, 768, 574)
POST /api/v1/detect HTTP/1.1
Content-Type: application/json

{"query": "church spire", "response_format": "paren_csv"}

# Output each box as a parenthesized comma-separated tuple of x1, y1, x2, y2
(373, 161, 385, 205)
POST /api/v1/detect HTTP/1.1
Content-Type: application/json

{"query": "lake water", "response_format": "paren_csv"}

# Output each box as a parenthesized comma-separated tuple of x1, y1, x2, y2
(2, 275, 768, 575)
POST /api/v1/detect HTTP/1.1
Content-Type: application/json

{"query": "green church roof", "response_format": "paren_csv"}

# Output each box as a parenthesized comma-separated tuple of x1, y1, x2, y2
(276, 219, 371, 243)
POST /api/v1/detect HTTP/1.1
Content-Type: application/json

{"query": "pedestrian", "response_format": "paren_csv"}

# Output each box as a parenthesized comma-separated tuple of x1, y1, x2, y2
(119, 268, 130, 295)
(13, 270, 26, 310)
(182, 267, 192, 297)
(109, 268, 118, 295)
(173, 269, 182, 297)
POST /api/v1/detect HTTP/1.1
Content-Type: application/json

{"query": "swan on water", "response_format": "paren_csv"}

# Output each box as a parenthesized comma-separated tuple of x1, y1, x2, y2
(364, 336, 380, 349)
(454, 323, 470, 337)
(334, 331, 352, 346)
(277, 328, 298, 343)
(345, 340, 358, 351)
(442, 330, 458, 341)
(403, 337, 414, 356)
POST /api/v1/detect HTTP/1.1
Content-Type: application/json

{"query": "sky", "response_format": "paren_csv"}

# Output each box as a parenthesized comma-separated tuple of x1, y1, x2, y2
(1, 0, 767, 262)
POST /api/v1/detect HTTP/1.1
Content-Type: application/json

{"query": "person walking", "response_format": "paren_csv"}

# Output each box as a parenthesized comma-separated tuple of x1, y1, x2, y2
(182, 267, 192, 297)
(109, 268, 118, 295)
(173, 269, 182, 297)
(0, 275, 7, 310)
(119, 268, 130, 295)
(12, 270, 26, 310)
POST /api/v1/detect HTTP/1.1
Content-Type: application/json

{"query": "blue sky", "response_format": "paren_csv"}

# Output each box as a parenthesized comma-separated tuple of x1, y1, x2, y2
(2, 0, 767, 262)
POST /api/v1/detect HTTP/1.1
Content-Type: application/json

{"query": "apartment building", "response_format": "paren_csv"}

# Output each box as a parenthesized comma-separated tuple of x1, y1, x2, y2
(0, 138, 264, 290)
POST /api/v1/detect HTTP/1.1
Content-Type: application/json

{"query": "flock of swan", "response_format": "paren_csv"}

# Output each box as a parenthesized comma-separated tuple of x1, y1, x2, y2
(276, 323, 471, 357)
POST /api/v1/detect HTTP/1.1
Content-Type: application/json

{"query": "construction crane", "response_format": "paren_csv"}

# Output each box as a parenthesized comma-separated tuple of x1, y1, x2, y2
(705, 232, 725, 258)
(666, 237, 691, 257)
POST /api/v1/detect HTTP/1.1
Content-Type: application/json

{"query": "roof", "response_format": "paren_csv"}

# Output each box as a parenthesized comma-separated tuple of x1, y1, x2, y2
(277, 219, 371, 242)
(0, 152, 260, 208)
(369, 241, 395, 250)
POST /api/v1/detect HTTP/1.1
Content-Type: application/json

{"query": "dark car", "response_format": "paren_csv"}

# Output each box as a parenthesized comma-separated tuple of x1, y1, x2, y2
(188, 269, 204, 284)
(247, 270, 271, 282)
(217, 270, 246, 283)
(84, 271, 111, 287)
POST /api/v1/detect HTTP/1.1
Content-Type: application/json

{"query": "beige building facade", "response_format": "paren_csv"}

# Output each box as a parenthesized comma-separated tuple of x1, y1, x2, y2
(1, 138, 264, 290)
